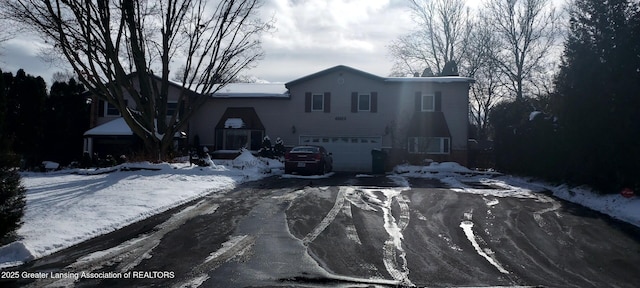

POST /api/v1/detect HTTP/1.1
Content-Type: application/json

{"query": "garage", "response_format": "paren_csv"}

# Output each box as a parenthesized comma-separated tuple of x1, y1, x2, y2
(299, 136, 382, 172)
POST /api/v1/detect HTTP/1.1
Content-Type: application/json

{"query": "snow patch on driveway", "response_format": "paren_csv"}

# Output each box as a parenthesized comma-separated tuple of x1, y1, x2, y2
(459, 212, 510, 274)
(373, 187, 413, 286)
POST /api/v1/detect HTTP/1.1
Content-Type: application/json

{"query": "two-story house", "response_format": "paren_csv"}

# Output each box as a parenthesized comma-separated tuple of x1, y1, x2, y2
(189, 65, 474, 171)
(83, 73, 193, 158)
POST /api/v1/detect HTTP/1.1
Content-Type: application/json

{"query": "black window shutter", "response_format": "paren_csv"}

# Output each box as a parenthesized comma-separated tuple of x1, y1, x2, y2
(324, 92, 331, 113)
(415, 92, 422, 112)
(98, 100, 105, 117)
(371, 92, 378, 113)
(435, 91, 442, 111)
(351, 92, 358, 113)
(305, 92, 311, 112)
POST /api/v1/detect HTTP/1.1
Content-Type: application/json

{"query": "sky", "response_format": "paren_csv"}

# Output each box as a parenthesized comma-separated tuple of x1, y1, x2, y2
(0, 0, 566, 85)
(0, 0, 414, 85)
(250, 0, 414, 82)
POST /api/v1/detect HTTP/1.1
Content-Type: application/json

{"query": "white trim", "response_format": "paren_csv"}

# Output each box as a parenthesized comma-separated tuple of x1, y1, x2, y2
(386, 76, 475, 83)
(421, 94, 435, 112)
(83, 138, 93, 155)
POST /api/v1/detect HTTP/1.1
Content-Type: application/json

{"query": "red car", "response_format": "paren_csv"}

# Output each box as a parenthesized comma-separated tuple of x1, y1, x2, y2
(284, 145, 333, 175)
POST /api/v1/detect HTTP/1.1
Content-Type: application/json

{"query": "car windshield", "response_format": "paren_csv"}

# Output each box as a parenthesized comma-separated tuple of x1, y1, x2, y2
(290, 147, 319, 153)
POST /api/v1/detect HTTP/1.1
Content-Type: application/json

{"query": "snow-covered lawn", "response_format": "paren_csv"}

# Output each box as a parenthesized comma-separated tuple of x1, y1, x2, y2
(1, 159, 638, 270)
(0, 151, 283, 269)
(394, 163, 640, 227)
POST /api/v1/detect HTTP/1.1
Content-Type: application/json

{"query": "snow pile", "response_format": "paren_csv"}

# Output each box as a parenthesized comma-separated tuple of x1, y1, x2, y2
(393, 162, 640, 228)
(0, 242, 33, 268)
(41, 161, 60, 171)
(393, 162, 489, 178)
(231, 149, 284, 176)
(0, 160, 275, 269)
(551, 185, 640, 227)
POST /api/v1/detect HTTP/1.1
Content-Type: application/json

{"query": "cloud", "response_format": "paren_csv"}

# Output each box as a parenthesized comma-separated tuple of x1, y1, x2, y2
(1, 0, 414, 83)
(253, 0, 413, 81)
(0, 37, 63, 84)
(262, 0, 409, 51)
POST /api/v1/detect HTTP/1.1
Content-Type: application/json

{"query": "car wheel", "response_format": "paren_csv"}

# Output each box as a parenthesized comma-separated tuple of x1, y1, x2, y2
(318, 162, 326, 175)
(285, 168, 292, 174)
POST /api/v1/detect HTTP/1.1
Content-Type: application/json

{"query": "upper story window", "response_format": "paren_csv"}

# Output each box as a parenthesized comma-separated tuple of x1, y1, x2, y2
(99, 99, 128, 117)
(312, 93, 324, 111)
(106, 102, 120, 116)
(421, 94, 435, 112)
(305, 92, 331, 113)
(351, 91, 377, 113)
(416, 91, 441, 112)
(358, 94, 370, 111)
(167, 101, 178, 116)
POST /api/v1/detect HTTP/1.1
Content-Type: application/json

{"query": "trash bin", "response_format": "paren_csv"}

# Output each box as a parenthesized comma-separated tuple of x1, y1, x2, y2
(371, 149, 386, 174)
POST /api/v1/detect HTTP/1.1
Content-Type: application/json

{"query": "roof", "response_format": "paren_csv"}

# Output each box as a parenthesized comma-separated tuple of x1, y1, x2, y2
(286, 65, 475, 88)
(211, 83, 289, 98)
(286, 65, 384, 88)
(84, 118, 133, 136)
(385, 76, 475, 84)
(128, 72, 201, 97)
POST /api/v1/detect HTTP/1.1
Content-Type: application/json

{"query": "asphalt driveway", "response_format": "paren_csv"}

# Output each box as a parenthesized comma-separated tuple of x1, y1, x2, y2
(4, 173, 640, 287)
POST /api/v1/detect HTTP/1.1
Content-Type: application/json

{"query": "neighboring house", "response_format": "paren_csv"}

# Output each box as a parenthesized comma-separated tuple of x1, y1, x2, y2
(83, 73, 193, 157)
(190, 65, 474, 171)
(84, 65, 474, 171)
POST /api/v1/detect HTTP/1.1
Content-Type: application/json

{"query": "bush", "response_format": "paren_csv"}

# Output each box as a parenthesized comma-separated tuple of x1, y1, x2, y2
(0, 153, 26, 243)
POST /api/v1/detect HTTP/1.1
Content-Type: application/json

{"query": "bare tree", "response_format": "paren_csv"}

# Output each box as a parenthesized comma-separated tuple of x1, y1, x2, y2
(483, 0, 562, 100)
(51, 71, 76, 84)
(467, 20, 506, 140)
(389, 0, 473, 76)
(4, 0, 271, 159)
(0, 18, 19, 45)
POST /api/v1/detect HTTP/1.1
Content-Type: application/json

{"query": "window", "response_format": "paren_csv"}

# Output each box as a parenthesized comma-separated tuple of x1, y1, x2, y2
(358, 94, 370, 111)
(352, 92, 377, 113)
(408, 137, 450, 154)
(103, 100, 128, 116)
(312, 93, 324, 111)
(167, 102, 178, 116)
(421, 94, 435, 112)
(224, 130, 248, 150)
(106, 102, 120, 116)
(222, 130, 263, 151)
(305, 92, 330, 113)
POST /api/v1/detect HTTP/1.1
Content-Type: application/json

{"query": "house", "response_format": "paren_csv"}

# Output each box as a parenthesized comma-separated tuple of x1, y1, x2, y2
(190, 65, 474, 171)
(83, 73, 194, 157)
(84, 65, 474, 171)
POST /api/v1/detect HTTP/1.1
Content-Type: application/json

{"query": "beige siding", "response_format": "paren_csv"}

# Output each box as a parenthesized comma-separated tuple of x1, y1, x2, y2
(188, 66, 471, 166)
(287, 70, 394, 146)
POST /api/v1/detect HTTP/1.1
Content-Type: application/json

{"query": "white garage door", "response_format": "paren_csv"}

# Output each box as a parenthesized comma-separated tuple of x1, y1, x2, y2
(299, 136, 382, 172)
